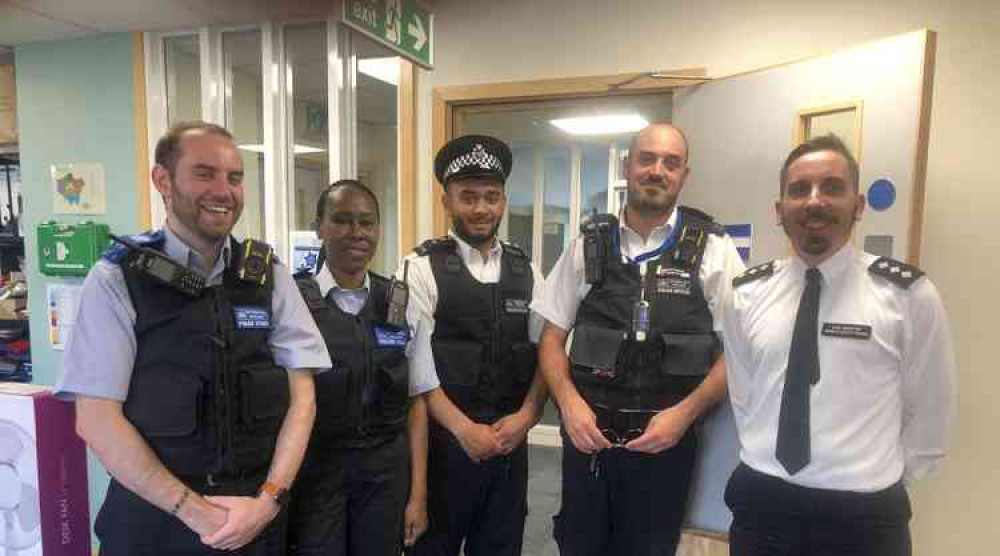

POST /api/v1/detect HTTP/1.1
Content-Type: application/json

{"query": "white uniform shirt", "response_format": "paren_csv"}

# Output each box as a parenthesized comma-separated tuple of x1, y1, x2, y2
(314, 265, 439, 396)
(396, 232, 546, 381)
(723, 245, 958, 491)
(532, 207, 745, 333)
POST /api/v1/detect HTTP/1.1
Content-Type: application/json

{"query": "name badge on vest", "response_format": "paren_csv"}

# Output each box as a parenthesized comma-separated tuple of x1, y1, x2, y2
(504, 298, 530, 315)
(822, 322, 872, 340)
(234, 306, 271, 330)
(655, 267, 692, 296)
(373, 325, 409, 348)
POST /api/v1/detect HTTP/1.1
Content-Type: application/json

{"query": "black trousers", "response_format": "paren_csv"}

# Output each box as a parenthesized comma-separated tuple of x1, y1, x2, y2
(726, 463, 912, 556)
(553, 427, 697, 556)
(287, 432, 410, 556)
(408, 422, 528, 556)
(96, 479, 287, 556)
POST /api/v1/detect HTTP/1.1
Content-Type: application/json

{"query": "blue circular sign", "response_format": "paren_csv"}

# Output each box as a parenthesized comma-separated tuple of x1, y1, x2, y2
(867, 179, 896, 212)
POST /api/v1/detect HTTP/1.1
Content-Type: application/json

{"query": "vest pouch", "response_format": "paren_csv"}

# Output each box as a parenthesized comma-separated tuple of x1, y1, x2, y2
(375, 355, 410, 430)
(508, 342, 538, 383)
(125, 370, 203, 437)
(659, 333, 718, 377)
(431, 340, 483, 387)
(237, 363, 290, 434)
(569, 325, 626, 385)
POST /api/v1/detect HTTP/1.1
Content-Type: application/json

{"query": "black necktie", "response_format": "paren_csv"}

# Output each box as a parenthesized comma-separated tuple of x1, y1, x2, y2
(776, 267, 822, 475)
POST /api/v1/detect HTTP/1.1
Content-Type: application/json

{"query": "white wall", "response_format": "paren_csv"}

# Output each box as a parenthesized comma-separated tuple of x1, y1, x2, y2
(417, 1, 1000, 554)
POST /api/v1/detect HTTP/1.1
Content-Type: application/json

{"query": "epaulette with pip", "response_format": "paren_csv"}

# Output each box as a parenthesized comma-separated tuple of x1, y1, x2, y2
(102, 229, 165, 264)
(733, 260, 776, 288)
(414, 236, 457, 257)
(868, 257, 925, 290)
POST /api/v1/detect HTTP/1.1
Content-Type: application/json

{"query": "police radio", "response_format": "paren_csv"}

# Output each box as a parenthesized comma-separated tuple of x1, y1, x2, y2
(385, 260, 411, 328)
(108, 234, 205, 298)
(580, 210, 616, 285)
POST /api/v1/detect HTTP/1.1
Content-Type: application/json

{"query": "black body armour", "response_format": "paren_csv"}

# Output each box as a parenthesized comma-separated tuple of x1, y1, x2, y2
(295, 272, 410, 448)
(570, 207, 723, 411)
(118, 236, 288, 480)
(420, 238, 537, 423)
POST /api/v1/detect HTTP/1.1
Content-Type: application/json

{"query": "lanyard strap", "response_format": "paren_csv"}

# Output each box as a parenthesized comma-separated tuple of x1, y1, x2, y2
(615, 211, 684, 265)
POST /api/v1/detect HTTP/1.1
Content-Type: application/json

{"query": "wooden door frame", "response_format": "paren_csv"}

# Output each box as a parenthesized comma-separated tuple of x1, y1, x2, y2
(430, 68, 708, 237)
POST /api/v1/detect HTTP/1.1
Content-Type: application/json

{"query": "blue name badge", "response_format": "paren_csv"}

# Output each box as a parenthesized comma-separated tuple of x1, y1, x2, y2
(373, 325, 409, 348)
(234, 306, 272, 330)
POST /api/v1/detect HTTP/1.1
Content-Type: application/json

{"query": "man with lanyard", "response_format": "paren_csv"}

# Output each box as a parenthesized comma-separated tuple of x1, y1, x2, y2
(56, 121, 330, 555)
(722, 134, 957, 555)
(534, 122, 745, 556)
(403, 135, 548, 556)
(287, 179, 438, 555)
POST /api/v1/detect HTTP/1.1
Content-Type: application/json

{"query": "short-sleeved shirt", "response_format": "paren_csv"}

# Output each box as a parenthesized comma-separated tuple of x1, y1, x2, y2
(723, 245, 958, 490)
(55, 226, 332, 402)
(531, 207, 746, 333)
(313, 264, 439, 396)
(396, 232, 546, 382)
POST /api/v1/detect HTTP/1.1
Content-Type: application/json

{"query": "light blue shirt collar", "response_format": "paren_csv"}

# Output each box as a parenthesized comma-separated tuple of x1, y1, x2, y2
(161, 224, 233, 283)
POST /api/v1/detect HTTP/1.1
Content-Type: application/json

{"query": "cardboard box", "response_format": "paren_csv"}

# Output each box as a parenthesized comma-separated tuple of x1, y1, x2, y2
(0, 383, 91, 556)
(0, 297, 26, 320)
(0, 64, 15, 144)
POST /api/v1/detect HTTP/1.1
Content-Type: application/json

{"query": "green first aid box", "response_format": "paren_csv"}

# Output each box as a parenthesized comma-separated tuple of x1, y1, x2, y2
(37, 221, 111, 276)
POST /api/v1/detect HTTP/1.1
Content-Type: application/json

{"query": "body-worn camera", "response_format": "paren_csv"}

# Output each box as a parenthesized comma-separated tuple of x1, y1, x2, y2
(580, 212, 617, 285)
(385, 260, 411, 329)
(109, 234, 205, 297)
(237, 239, 273, 286)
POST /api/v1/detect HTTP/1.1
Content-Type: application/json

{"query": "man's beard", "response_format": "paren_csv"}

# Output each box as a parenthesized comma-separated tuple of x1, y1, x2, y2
(452, 215, 500, 248)
(626, 184, 674, 218)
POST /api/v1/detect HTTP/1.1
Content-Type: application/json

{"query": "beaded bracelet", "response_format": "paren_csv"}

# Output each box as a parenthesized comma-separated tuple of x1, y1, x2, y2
(170, 489, 191, 516)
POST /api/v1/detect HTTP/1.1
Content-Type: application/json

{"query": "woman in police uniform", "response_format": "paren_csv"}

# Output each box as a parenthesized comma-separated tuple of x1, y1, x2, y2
(287, 180, 438, 556)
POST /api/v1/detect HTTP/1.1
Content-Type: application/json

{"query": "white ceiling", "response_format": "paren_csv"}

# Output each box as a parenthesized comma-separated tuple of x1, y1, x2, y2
(0, 0, 335, 47)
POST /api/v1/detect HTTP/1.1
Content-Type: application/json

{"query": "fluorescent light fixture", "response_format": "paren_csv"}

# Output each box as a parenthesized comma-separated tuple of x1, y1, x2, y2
(238, 144, 326, 155)
(358, 57, 399, 86)
(550, 114, 650, 136)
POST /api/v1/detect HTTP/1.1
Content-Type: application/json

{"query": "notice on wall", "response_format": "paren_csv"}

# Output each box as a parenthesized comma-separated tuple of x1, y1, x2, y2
(47, 283, 83, 350)
(51, 163, 107, 215)
(0, 64, 15, 143)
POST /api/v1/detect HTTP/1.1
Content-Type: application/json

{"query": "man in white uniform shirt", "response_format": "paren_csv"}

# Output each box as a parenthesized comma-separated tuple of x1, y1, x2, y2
(534, 123, 745, 556)
(723, 134, 957, 556)
(402, 135, 547, 556)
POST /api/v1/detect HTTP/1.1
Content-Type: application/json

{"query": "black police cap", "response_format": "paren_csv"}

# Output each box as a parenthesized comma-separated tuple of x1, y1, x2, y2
(434, 135, 512, 188)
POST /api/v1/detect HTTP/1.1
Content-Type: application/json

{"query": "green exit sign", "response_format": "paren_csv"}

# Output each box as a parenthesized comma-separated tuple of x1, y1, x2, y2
(343, 0, 434, 69)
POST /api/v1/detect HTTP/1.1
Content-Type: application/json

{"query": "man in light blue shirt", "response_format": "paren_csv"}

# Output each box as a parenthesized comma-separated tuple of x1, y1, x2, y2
(57, 121, 330, 556)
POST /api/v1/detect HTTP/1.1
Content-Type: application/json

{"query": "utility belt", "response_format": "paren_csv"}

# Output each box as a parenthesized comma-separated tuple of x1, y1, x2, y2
(592, 403, 658, 447)
(313, 427, 402, 452)
(177, 468, 267, 496)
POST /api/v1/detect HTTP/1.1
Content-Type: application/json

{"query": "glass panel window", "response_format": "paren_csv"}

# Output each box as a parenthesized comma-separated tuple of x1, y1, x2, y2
(355, 37, 399, 275)
(285, 23, 330, 233)
(580, 143, 610, 219)
(542, 148, 570, 275)
(223, 29, 264, 240)
(505, 145, 535, 257)
(163, 35, 201, 124)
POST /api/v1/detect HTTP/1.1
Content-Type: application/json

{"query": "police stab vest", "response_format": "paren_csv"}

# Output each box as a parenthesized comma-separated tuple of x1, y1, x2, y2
(295, 272, 410, 447)
(570, 207, 723, 411)
(419, 238, 537, 423)
(113, 232, 287, 480)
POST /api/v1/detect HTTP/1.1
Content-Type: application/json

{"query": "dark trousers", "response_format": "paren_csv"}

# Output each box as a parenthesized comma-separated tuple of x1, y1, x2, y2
(553, 427, 697, 556)
(96, 479, 287, 556)
(726, 463, 912, 556)
(408, 422, 528, 556)
(287, 432, 410, 556)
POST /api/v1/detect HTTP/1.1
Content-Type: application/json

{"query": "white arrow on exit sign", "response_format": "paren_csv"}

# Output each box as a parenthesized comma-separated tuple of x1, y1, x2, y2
(407, 16, 427, 51)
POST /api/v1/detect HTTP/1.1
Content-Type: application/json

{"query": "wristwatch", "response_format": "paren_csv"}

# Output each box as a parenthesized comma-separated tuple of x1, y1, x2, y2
(258, 481, 290, 508)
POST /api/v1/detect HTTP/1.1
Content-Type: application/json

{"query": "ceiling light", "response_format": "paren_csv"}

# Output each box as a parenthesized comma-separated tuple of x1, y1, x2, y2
(550, 114, 649, 136)
(358, 57, 399, 86)
(238, 144, 326, 155)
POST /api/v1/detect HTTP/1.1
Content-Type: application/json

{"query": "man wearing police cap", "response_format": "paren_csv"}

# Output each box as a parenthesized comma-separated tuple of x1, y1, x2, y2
(400, 135, 548, 556)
